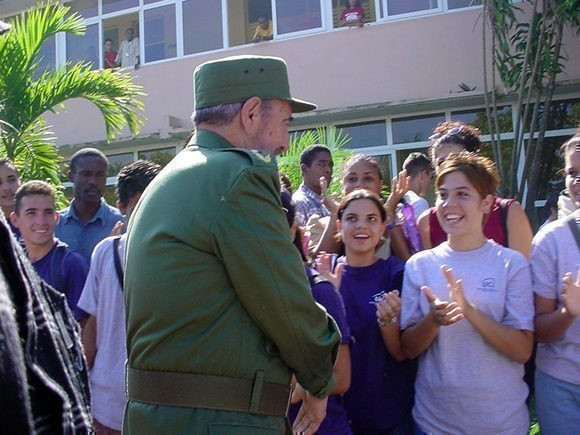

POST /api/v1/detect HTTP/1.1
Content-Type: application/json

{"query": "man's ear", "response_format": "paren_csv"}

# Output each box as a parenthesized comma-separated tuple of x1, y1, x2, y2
(67, 169, 73, 182)
(300, 163, 308, 175)
(55, 210, 60, 225)
(240, 97, 263, 133)
(10, 211, 19, 228)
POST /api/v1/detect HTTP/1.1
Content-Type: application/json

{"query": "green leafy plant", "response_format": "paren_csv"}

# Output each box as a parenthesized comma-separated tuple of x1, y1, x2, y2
(277, 126, 352, 195)
(482, 0, 579, 226)
(0, 1, 144, 190)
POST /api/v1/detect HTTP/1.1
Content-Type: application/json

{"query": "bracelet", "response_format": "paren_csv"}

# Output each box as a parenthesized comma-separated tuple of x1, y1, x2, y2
(377, 315, 398, 327)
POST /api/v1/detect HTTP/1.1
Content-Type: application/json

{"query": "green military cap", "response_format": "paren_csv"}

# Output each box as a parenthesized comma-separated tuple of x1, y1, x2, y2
(194, 55, 316, 113)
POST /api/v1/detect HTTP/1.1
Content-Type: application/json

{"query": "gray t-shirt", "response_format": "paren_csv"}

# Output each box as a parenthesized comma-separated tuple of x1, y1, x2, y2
(401, 241, 534, 435)
(531, 212, 580, 385)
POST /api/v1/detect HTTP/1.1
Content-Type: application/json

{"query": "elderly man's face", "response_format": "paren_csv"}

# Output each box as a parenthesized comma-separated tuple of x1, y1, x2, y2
(252, 100, 293, 156)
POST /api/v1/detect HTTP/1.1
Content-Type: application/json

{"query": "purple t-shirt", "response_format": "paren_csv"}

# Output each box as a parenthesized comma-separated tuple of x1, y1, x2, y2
(340, 257, 416, 433)
(32, 240, 89, 320)
(289, 267, 352, 435)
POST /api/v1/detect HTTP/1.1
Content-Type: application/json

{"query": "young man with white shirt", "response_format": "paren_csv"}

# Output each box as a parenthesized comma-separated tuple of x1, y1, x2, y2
(402, 152, 433, 218)
(78, 160, 160, 434)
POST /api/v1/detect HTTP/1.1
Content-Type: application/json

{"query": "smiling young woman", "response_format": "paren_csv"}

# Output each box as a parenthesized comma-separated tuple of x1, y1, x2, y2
(332, 189, 417, 434)
(400, 153, 534, 434)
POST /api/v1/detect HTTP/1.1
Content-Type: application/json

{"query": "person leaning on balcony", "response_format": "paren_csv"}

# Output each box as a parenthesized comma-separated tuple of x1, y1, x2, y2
(103, 38, 117, 69)
(123, 55, 341, 434)
(251, 16, 273, 42)
(115, 28, 139, 69)
(339, 0, 365, 28)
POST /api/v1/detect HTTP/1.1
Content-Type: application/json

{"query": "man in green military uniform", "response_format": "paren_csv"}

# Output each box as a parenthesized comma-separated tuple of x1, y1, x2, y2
(124, 55, 341, 434)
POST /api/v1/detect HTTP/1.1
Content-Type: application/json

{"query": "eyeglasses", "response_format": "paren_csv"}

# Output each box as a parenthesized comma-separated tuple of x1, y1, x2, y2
(428, 126, 465, 143)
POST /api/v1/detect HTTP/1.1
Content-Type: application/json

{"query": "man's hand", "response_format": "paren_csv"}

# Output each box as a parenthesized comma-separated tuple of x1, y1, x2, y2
(562, 270, 580, 317)
(292, 391, 328, 435)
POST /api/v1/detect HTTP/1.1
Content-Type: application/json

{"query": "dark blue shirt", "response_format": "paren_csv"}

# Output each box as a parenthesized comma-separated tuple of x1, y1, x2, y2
(340, 257, 416, 433)
(56, 199, 123, 264)
(32, 240, 89, 320)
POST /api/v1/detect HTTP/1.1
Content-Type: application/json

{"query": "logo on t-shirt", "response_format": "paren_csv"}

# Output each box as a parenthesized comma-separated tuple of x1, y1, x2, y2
(369, 291, 385, 305)
(477, 278, 497, 292)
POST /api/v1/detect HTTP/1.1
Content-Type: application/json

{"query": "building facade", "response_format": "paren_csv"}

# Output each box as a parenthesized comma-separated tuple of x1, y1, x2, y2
(1, 0, 579, 210)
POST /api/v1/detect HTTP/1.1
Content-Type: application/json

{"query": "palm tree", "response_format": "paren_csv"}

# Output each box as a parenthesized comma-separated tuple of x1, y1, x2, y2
(0, 1, 144, 184)
(277, 126, 352, 195)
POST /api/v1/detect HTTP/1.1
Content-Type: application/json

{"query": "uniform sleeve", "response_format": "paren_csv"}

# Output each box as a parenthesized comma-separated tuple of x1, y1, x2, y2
(400, 257, 425, 330)
(530, 230, 559, 300)
(211, 165, 341, 399)
(311, 280, 350, 344)
(502, 252, 534, 331)
(64, 251, 89, 321)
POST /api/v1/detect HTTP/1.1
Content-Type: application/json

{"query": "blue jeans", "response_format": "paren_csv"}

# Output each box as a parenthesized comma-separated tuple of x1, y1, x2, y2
(535, 370, 580, 435)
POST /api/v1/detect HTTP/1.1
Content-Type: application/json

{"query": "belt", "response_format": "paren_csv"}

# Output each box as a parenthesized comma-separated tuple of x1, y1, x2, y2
(127, 367, 291, 417)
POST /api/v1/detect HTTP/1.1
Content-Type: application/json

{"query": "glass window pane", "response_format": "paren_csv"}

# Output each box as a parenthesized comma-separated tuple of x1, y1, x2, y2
(480, 140, 514, 183)
(530, 99, 580, 131)
(34, 35, 56, 78)
(107, 153, 134, 177)
(103, 0, 139, 15)
(103, 185, 118, 206)
(336, 120, 386, 149)
(144, 0, 164, 4)
(451, 106, 512, 134)
(276, 0, 322, 35)
(386, 0, 438, 16)
(138, 147, 176, 167)
(332, 0, 374, 28)
(447, 0, 482, 9)
(67, 0, 98, 18)
(373, 154, 392, 193)
(392, 114, 445, 144)
(103, 14, 139, 68)
(66, 23, 99, 69)
(144, 5, 177, 63)
(183, 0, 223, 55)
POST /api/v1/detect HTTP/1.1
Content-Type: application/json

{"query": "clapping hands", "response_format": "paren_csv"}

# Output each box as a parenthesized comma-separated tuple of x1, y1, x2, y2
(562, 270, 580, 317)
(421, 265, 468, 326)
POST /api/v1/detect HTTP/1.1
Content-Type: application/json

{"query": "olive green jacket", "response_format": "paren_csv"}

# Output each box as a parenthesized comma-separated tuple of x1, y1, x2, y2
(124, 130, 340, 432)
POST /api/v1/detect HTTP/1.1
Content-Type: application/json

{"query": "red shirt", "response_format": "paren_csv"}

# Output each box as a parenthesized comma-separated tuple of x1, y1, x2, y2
(104, 51, 117, 68)
(340, 7, 365, 23)
(429, 196, 515, 247)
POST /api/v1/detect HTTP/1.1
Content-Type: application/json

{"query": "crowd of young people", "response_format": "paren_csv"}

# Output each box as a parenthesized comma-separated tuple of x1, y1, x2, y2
(285, 124, 579, 434)
(2, 120, 578, 434)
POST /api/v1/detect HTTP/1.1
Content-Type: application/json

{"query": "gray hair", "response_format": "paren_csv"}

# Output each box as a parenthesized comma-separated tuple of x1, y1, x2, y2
(191, 100, 273, 127)
(191, 102, 244, 127)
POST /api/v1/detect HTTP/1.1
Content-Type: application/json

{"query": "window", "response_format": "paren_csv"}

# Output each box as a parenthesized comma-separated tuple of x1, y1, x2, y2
(138, 147, 176, 167)
(107, 152, 134, 177)
(392, 113, 445, 144)
(103, 13, 139, 68)
(144, 4, 177, 63)
(479, 140, 514, 182)
(66, 23, 99, 69)
(67, 0, 98, 19)
(336, 120, 386, 149)
(34, 35, 56, 78)
(373, 154, 393, 192)
(451, 106, 513, 134)
(183, 0, 223, 55)
(102, 0, 139, 15)
(275, 0, 322, 35)
(447, 0, 482, 9)
(533, 137, 567, 199)
(385, 0, 439, 17)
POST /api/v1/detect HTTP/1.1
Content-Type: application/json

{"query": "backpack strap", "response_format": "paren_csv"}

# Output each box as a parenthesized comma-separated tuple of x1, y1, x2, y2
(565, 212, 580, 250)
(112, 236, 124, 291)
(49, 243, 68, 292)
(498, 198, 510, 248)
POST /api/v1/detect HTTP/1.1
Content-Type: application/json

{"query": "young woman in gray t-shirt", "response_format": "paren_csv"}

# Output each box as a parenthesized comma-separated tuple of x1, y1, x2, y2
(401, 153, 535, 435)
